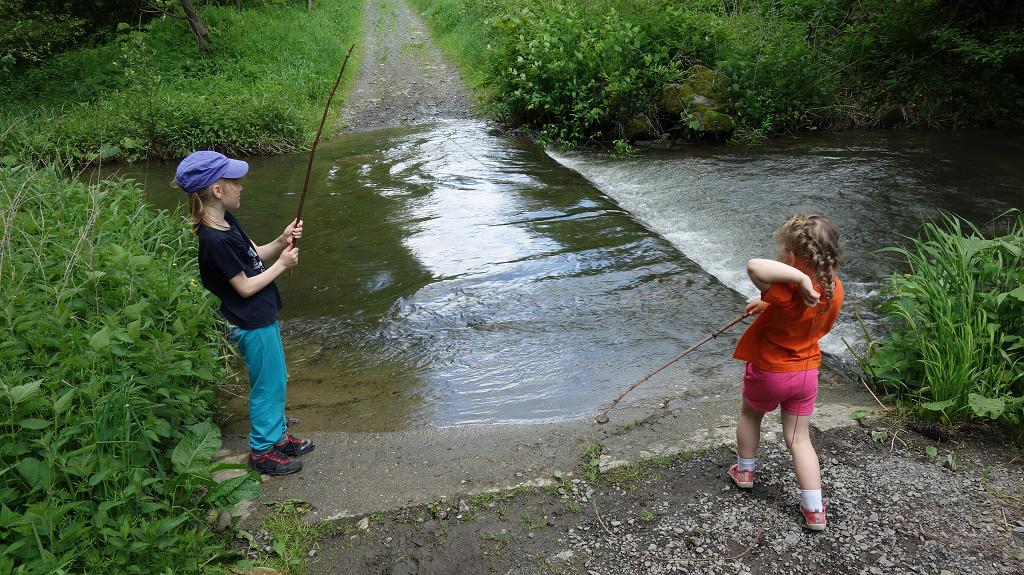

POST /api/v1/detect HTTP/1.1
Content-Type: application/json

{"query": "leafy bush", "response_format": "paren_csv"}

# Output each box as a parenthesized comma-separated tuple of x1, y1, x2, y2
(0, 0, 361, 165)
(412, 0, 1024, 146)
(865, 211, 1024, 433)
(0, 1, 87, 66)
(0, 163, 257, 573)
(488, 0, 681, 144)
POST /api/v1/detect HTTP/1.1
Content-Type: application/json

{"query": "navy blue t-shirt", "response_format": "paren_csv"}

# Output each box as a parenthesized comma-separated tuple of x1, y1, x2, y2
(197, 212, 282, 329)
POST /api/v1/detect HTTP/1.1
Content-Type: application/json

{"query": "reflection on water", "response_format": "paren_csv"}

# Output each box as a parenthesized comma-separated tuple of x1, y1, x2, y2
(133, 121, 745, 431)
(128, 124, 1023, 432)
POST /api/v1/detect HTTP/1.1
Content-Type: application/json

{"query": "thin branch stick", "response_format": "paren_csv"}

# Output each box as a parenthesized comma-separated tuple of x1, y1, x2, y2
(594, 314, 749, 424)
(591, 498, 614, 537)
(293, 44, 355, 246)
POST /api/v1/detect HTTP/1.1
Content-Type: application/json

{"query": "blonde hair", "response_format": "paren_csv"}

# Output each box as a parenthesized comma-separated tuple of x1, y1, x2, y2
(777, 213, 843, 304)
(172, 178, 220, 234)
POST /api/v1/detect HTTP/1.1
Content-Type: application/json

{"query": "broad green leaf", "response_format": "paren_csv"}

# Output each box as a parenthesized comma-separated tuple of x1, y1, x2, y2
(1007, 284, 1024, 303)
(124, 302, 146, 320)
(272, 539, 285, 557)
(89, 468, 116, 487)
(98, 145, 121, 159)
(967, 393, 1004, 420)
(53, 388, 76, 414)
(208, 461, 249, 474)
(18, 419, 49, 430)
(925, 446, 938, 458)
(7, 380, 41, 404)
(89, 327, 111, 350)
(204, 473, 261, 508)
(921, 398, 956, 411)
(849, 410, 870, 420)
(15, 458, 43, 485)
(0, 504, 19, 529)
(171, 421, 221, 474)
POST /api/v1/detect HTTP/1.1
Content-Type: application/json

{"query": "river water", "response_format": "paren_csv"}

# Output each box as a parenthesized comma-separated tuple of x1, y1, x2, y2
(128, 121, 1022, 432)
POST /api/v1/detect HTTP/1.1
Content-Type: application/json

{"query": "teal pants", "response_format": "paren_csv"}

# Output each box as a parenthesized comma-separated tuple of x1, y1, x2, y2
(229, 322, 288, 452)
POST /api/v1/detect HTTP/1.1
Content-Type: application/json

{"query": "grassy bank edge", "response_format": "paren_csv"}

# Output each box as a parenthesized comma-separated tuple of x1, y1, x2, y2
(0, 0, 365, 167)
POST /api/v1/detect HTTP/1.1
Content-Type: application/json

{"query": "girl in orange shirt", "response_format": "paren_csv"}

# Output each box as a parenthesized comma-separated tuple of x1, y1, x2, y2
(728, 213, 844, 531)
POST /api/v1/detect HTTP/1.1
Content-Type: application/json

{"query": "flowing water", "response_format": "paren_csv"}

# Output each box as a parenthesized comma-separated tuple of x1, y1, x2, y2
(127, 122, 1022, 432)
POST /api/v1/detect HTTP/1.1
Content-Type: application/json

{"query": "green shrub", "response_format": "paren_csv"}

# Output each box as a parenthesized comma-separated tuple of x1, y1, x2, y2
(866, 211, 1024, 433)
(484, 0, 682, 145)
(0, 163, 257, 573)
(0, 0, 362, 165)
(411, 0, 1023, 146)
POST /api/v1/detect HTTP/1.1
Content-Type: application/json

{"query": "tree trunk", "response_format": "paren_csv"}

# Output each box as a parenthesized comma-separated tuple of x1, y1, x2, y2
(179, 0, 211, 53)
(307, 0, 313, 11)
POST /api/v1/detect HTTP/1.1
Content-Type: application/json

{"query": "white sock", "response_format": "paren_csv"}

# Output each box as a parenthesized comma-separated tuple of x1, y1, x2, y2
(801, 489, 823, 512)
(737, 456, 757, 471)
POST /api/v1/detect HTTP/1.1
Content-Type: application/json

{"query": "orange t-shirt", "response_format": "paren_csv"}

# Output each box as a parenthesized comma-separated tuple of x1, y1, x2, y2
(733, 277, 844, 372)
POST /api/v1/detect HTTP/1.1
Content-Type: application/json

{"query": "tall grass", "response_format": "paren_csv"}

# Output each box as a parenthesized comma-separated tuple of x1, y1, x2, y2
(0, 0, 363, 166)
(866, 211, 1024, 433)
(0, 163, 258, 573)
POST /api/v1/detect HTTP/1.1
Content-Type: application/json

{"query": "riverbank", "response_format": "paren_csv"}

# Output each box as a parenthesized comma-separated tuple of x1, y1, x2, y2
(412, 0, 1024, 147)
(0, 1, 362, 165)
(240, 412, 1024, 574)
(4, 1, 1023, 573)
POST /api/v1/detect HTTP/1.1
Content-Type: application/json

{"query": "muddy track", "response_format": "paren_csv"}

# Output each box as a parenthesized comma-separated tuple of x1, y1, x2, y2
(340, 0, 477, 132)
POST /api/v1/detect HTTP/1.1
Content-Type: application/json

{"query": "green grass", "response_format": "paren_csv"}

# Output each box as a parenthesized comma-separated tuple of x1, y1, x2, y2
(0, 0, 364, 166)
(0, 162, 257, 573)
(862, 210, 1024, 434)
(241, 499, 330, 575)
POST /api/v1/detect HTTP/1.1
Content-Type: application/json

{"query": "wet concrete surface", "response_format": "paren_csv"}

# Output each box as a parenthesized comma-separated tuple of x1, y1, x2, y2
(226, 370, 876, 526)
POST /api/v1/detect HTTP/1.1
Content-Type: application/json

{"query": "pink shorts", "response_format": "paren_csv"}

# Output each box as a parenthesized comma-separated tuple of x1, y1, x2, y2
(742, 363, 819, 416)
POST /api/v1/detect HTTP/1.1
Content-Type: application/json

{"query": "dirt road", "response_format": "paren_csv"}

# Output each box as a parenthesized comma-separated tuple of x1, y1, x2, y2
(339, 0, 476, 132)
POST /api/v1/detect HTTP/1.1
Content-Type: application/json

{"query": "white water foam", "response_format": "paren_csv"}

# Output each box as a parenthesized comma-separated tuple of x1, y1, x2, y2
(547, 150, 864, 358)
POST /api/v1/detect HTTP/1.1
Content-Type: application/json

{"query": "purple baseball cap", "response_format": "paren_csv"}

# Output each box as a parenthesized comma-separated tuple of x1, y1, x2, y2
(174, 151, 249, 194)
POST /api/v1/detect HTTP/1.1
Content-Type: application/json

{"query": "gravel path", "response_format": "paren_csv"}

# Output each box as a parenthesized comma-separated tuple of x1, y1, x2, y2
(340, 0, 477, 132)
(311, 423, 1024, 574)
(560, 426, 1023, 575)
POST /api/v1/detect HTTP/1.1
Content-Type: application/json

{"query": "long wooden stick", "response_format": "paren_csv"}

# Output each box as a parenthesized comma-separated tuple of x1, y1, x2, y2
(594, 314, 749, 424)
(292, 44, 356, 246)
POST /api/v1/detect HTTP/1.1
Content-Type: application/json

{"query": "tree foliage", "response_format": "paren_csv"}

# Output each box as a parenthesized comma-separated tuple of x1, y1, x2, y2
(0, 0, 146, 65)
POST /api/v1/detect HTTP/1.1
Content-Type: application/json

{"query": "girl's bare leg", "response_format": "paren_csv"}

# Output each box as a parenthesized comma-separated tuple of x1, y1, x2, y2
(780, 411, 821, 489)
(736, 400, 765, 459)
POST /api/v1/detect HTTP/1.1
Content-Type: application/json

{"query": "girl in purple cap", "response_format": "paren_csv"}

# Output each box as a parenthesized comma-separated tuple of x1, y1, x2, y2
(175, 150, 314, 476)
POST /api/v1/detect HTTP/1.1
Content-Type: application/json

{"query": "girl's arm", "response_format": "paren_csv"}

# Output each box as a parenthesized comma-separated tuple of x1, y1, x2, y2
(229, 245, 299, 298)
(746, 258, 820, 307)
(256, 219, 303, 263)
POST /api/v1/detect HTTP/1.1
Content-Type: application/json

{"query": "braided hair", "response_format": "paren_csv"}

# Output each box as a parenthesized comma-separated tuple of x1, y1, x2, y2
(776, 213, 843, 306)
